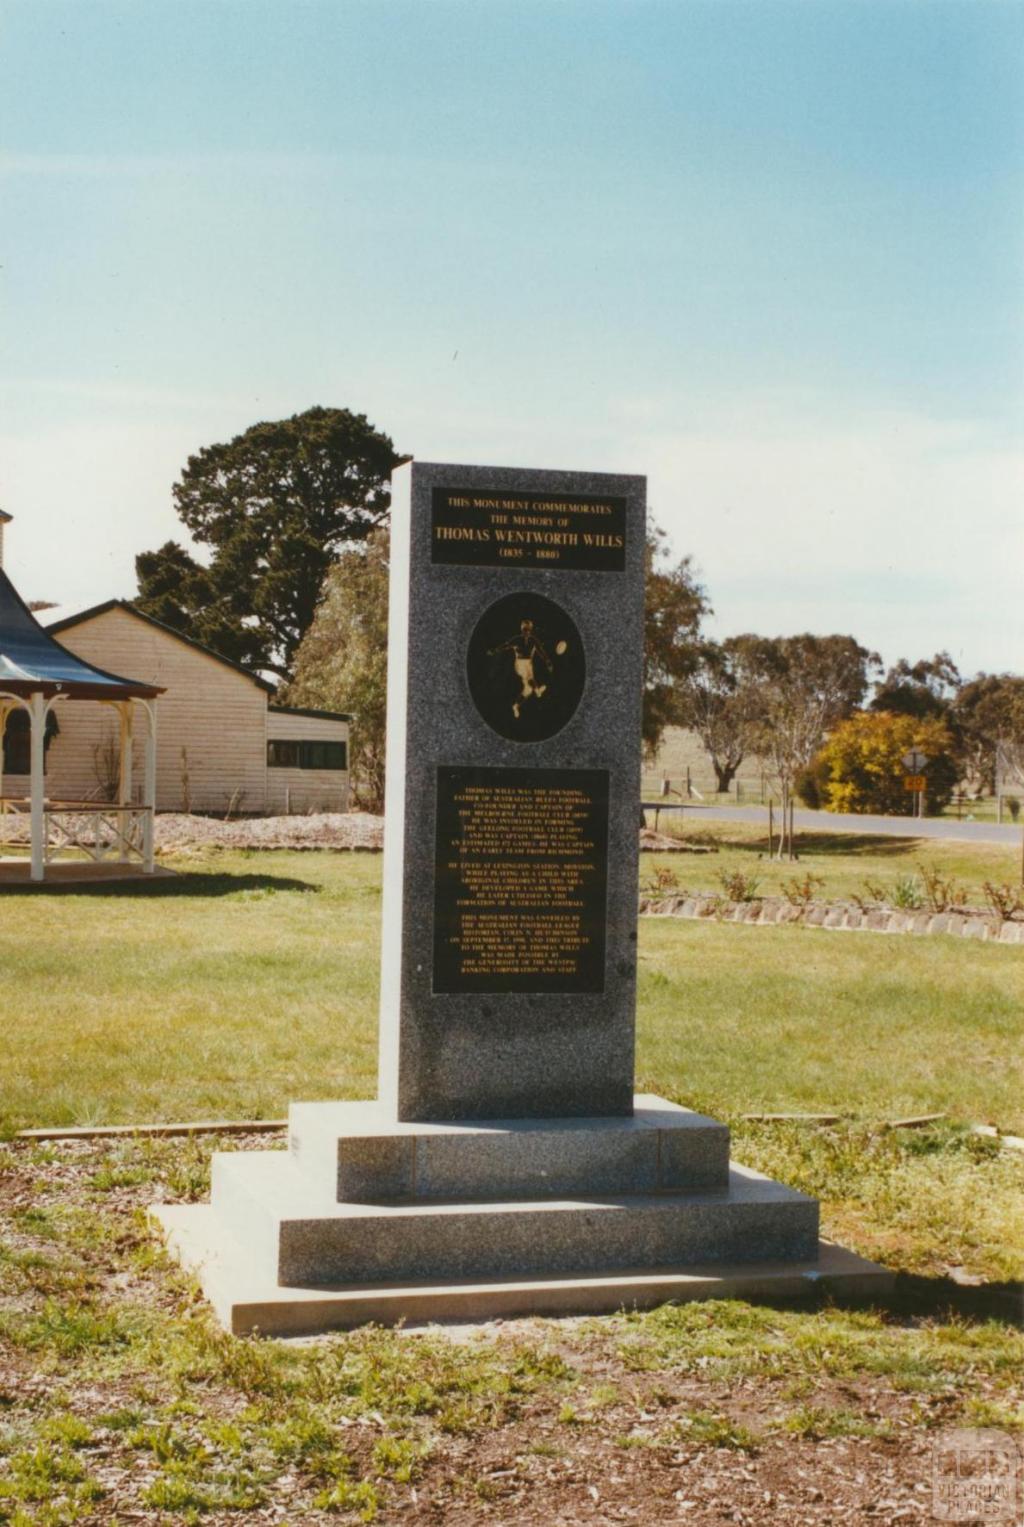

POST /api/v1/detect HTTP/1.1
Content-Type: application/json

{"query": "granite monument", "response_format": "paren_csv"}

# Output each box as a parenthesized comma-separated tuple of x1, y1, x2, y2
(156, 460, 889, 1334)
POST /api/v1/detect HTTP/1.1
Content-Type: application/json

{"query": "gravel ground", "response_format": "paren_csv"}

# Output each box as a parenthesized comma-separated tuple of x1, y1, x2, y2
(1, 810, 386, 853)
(153, 811, 385, 854)
(638, 829, 717, 853)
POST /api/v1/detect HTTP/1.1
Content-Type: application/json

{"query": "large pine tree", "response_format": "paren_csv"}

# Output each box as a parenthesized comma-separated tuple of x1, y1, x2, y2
(135, 407, 401, 680)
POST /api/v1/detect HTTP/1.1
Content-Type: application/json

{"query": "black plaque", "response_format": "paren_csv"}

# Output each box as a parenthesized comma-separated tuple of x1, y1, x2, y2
(466, 591, 585, 743)
(431, 487, 627, 572)
(433, 766, 609, 994)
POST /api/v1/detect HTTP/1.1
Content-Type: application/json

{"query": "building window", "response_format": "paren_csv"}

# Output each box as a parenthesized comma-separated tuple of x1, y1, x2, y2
(300, 740, 347, 771)
(267, 740, 300, 769)
(268, 739, 347, 771)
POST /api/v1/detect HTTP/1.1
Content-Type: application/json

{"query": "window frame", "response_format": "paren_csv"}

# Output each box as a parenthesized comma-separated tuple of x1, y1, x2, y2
(267, 738, 347, 771)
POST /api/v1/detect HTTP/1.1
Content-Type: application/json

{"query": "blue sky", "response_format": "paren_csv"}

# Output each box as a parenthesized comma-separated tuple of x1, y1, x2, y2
(3, 0, 1022, 673)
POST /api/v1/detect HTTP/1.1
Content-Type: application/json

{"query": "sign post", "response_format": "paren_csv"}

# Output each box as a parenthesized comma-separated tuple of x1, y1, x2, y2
(901, 750, 929, 819)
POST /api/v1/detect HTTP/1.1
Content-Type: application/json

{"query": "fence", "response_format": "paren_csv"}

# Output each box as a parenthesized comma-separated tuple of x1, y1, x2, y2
(0, 796, 153, 867)
(640, 768, 772, 806)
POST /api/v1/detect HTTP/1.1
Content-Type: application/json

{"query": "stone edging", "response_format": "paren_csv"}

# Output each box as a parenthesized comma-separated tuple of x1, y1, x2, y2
(638, 894, 1024, 944)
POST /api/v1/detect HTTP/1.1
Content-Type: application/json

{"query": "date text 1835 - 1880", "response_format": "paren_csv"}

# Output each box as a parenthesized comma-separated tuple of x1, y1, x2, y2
(433, 766, 609, 994)
(431, 488, 626, 572)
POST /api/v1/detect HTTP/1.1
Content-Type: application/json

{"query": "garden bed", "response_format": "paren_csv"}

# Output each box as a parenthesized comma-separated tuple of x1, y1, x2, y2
(639, 892, 1024, 943)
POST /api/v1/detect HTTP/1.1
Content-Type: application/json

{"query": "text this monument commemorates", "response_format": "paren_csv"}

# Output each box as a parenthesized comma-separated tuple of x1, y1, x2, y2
(155, 460, 890, 1334)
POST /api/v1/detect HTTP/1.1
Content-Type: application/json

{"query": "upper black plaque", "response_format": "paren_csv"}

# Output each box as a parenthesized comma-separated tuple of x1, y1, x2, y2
(432, 487, 627, 572)
(467, 591, 585, 743)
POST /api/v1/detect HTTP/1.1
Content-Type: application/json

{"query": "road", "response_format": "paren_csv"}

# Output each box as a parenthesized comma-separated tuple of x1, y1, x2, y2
(641, 802, 1023, 845)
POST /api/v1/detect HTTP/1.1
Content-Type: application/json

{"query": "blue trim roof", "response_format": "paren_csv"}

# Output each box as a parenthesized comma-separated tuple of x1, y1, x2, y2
(0, 567, 162, 700)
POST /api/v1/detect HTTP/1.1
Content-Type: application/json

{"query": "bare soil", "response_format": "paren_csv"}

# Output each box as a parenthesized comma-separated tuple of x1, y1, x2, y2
(638, 829, 718, 854)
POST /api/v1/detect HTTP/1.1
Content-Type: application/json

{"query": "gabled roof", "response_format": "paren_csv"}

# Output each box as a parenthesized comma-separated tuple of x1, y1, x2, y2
(0, 570, 162, 701)
(0, 510, 11, 524)
(46, 599, 276, 695)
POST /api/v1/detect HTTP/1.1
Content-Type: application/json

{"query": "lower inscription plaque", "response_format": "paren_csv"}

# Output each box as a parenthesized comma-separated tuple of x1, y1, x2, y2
(433, 766, 609, 994)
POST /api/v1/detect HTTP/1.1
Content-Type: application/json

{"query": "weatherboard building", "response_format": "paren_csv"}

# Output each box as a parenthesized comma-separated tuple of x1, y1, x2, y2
(0, 514, 351, 816)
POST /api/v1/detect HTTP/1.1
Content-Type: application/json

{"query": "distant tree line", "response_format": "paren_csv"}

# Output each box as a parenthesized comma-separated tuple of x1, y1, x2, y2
(682, 638, 1024, 820)
(134, 406, 1024, 819)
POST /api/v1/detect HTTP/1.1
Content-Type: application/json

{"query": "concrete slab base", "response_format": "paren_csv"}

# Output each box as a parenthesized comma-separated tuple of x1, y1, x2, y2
(151, 1094, 890, 1337)
(152, 1202, 893, 1338)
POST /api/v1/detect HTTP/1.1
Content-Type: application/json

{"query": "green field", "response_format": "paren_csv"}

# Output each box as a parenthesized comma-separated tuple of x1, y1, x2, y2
(639, 792, 1022, 824)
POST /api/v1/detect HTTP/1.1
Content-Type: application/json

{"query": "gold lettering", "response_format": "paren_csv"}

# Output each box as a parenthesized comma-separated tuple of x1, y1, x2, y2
(435, 525, 491, 541)
(440, 782, 602, 980)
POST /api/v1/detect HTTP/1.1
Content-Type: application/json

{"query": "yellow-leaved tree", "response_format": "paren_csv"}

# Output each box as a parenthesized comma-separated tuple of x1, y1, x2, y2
(813, 711, 958, 816)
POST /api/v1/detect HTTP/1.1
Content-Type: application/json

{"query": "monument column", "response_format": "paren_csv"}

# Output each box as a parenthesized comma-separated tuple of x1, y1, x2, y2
(377, 462, 646, 1121)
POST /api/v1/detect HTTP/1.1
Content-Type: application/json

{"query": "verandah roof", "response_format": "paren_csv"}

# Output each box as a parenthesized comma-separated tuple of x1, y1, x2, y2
(0, 567, 162, 702)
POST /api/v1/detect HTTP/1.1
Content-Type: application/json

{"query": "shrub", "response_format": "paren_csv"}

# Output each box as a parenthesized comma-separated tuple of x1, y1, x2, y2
(982, 882, 1024, 922)
(717, 869, 761, 902)
(782, 873, 824, 908)
(794, 755, 831, 810)
(642, 865, 680, 894)
(891, 874, 924, 910)
(918, 864, 968, 914)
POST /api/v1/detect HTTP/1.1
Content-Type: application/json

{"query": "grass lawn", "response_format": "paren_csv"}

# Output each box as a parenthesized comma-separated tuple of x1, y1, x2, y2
(0, 855, 383, 1134)
(2, 847, 1020, 1136)
(638, 921, 1023, 1130)
(1, 847, 1022, 1284)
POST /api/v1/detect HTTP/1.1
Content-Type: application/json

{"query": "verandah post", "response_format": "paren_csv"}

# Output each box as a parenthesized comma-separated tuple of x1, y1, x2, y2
(142, 700, 157, 873)
(29, 691, 46, 882)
